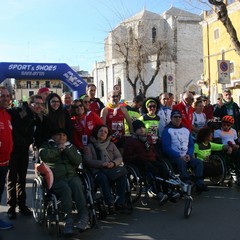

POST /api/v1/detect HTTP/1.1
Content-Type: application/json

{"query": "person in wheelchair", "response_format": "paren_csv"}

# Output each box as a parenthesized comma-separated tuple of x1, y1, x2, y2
(83, 124, 130, 214)
(213, 115, 240, 185)
(194, 127, 232, 178)
(162, 110, 208, 193)
(123, 120, 179, 205)
(39, 128, 89, 236)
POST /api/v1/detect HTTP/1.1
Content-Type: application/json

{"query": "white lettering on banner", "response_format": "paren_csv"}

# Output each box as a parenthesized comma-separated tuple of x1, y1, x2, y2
(21, 71, 45, 76)
(8, 64, 57, 72)
(63, 71, 82, 87)
(35, 65, 57, 71)
(9, 64, 32, 71)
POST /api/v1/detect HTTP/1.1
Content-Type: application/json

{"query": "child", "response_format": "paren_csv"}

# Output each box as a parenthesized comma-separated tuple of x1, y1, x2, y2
(214, 115, 240, 185)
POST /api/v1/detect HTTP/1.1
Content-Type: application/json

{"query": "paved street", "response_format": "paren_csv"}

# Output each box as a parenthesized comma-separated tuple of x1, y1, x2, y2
(1, 162, 240, 240)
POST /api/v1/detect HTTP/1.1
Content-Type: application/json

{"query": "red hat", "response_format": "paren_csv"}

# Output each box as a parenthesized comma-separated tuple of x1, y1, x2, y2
(38, 87, 50, 94)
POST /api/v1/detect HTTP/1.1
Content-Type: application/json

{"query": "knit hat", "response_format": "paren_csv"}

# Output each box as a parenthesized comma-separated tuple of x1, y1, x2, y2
(171, 110, 182, 118)
(38, 87, 50, 95)
(51, 128, 67, 136)
(132, 120, 145, 132)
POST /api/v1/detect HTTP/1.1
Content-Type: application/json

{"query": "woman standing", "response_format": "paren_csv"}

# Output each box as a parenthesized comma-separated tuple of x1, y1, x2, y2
(192, 100, 207, 141)
(45, 93, 73, 141)
(84, 125, 129, 214)
(71, 99, 103, 153)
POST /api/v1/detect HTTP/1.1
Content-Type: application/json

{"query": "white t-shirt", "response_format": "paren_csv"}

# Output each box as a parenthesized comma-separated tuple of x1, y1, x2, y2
(214, 128, 237, 145)
(192, 112, 206, 139)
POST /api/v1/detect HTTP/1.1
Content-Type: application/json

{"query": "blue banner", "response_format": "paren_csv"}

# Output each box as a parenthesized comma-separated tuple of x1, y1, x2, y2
(0, 62, 87, 98)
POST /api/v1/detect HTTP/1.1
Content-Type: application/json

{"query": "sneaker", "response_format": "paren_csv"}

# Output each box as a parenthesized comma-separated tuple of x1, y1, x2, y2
(0, 219, 14, 230)
(115, 203, 132, 214)
(195, 184, 209, 194)
(169, 191, 180, 203)
(19, 206, 32, 216)
(7, 207, 16, 220)
(158, 193, 168, 206)
(107, 204, 116, 215)
(77, 212, 89, 232)
(63, 218, 74, 236)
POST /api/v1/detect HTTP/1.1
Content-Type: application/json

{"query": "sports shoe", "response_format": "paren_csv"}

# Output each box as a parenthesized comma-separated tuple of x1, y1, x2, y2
(107, 204, 116, 215)
(0, 219, 14, 230)
(19, 206, 32, 216)
(195, 184, 209, 194)
(115, 203, 132, 214)
(63, 218, 74, 236)
(7, 207, 16, 220)
(158, 192, 168, 206)
(77, 212, 89, 232)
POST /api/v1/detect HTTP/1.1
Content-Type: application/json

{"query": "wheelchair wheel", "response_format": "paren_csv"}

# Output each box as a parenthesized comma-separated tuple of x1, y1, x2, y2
(184, 197, 193, 219)
(208, 154, 226, 185)
(126, 164, 143, 204)
(32, 177, 46, 224)
(45, 193, 61, 237)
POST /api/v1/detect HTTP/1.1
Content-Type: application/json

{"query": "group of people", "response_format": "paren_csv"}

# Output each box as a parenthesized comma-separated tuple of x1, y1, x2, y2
(1, 84, 240, 236)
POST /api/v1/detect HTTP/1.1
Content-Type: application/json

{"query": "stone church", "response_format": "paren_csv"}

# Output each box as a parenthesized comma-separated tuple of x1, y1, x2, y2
(93, 7, 203, 103)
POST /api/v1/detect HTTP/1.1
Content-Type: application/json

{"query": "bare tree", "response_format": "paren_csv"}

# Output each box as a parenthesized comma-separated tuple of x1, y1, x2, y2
(114, 36, 166, 98)
(208, 0, 240, 55)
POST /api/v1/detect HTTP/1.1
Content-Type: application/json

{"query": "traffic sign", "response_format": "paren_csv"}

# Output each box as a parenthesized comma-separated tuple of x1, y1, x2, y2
(167, 75, 174, 86)
(113, 84, 121, 92)
(218, 60, 230, 84)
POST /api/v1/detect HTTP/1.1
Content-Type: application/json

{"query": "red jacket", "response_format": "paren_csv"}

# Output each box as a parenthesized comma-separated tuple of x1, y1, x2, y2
(172, 102, 194, 132)
(0, 108, 13, 166)
(71, 111, 103, 151)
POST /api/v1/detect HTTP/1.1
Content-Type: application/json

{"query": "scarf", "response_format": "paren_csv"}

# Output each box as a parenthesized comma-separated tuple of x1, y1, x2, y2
(222, 98, 233, 110)
(132, 133, 151, 151)
(90, 136, 112, 161)
(107, 103, 120, 116)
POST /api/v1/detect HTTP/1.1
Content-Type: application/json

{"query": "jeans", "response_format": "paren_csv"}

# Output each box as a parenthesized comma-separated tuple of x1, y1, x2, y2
(95, 170, 127, 206)
(0, 166, 8, 203)
(52, 175, 88, 216)
(7, 150, 29, 209)
(171, 157, 204, 186)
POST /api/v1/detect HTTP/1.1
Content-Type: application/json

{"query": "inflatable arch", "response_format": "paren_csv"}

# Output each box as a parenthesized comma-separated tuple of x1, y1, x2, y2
(0, 62, 87, 99)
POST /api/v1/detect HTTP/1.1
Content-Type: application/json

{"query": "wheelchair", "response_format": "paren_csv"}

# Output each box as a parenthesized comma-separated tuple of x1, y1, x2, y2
(32, 166, 98, 236)
(87, 167, 133, 216)
(206, 152, 238, 187)
(125, 159, 193, 219)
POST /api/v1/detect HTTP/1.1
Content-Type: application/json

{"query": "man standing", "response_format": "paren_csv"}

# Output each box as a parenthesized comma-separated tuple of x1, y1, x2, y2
(157, 92, 172, 139)
(7, 95, 45, 219)
(162, 110, 207, 192)
(0, 87, 13, 229)
(61, 92, 72, 115)
(172, 91, 194, 132)
(101, 90, 133, 151)
(202, 95, 214, 121)
(86, 84, 105, 116)
(214, 89, 240, 132)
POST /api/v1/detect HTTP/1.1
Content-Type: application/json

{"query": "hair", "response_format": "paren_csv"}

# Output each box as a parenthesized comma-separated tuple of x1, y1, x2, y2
(223, 89, 231, 94)
(193, 100, 203, 109)
(133, 95, 144, 103)
(46, 93, 66, 129)
(141, 97, 160, 114)
(86, 83, 96, 90)
(196, 127, 212, 143)
(28, 94, 43, 104)
(91, 124, 112, 140)
(71, 99, 85, 116)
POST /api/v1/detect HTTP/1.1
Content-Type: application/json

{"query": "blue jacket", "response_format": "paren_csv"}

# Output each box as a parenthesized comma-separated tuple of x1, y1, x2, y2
(161, 122, 194, 159)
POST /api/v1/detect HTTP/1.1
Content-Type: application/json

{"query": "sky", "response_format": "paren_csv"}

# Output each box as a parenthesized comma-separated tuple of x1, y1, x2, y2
(0, 0, 211, 73)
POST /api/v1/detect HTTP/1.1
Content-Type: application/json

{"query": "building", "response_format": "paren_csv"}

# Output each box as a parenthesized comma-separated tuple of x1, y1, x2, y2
(93, 7, 203, 103)
(13, 66, 93, 101)
(201, 0, 240, 104)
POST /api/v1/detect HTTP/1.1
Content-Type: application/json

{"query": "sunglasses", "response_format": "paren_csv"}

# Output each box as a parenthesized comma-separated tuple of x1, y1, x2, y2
(74, 105, 83, 109)
(172, 115, 182, 119)
(50, 100, 60, 104)
(222, 122, 231, 127)
(148, 105, 156, 109)
(83, 101, 90, 104)
(111, 95, 119, 98)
